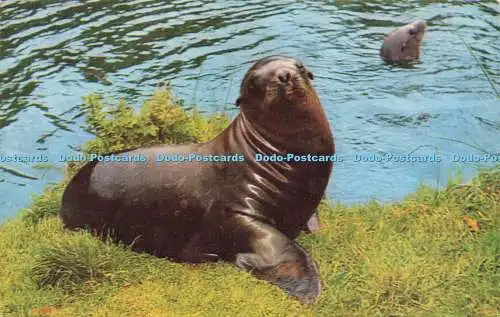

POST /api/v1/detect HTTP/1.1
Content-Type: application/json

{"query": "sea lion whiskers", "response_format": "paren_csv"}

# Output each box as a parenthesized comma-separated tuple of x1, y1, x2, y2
(264, 71, 310, 105)
(266, 73, 306, 104)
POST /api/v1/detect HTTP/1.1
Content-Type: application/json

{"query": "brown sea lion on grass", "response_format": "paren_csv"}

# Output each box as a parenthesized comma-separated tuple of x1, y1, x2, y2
(60, 55, 335, 304)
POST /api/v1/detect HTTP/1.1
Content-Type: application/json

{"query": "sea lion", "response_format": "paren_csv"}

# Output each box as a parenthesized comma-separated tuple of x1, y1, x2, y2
(380, 20, 427, 63)
(59, 55, 335, 304)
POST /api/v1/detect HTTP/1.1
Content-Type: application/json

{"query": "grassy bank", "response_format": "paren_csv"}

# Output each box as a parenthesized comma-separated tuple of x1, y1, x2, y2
(1, 88, 498, 317)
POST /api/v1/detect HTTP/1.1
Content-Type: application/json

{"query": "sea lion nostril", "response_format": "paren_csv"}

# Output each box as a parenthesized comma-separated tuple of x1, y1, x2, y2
(278, 71, 291, 83)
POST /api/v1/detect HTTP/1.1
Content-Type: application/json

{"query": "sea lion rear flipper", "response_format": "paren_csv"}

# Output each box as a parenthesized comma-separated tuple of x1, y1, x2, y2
(233, 219, 321, 304)
(303, 212, 320, 233)
(178, 233, 220, 263)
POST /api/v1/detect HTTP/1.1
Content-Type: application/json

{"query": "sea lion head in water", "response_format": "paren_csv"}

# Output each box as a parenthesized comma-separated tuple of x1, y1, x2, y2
(60, 55, 334, 305)
(380, 20, 427, 63)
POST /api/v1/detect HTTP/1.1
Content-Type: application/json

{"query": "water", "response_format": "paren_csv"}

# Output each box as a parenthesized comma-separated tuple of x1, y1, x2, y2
(0, 0, 499, 222)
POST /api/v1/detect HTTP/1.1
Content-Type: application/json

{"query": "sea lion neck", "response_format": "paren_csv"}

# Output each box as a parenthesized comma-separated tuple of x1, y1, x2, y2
(237, 105, 334, 155)
(237, 111, 283, 153)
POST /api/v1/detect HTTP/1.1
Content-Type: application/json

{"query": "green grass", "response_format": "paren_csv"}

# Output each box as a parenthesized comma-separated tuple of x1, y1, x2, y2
(1, 88, 498, 317)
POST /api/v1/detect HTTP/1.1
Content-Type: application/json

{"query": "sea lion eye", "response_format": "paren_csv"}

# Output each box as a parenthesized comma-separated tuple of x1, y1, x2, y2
(307, 71, 314, 80)
(408, 28, 416, 35)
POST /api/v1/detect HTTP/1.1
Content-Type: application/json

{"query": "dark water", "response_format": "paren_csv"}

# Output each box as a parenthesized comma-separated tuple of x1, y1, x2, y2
(0, 0, 499, 221)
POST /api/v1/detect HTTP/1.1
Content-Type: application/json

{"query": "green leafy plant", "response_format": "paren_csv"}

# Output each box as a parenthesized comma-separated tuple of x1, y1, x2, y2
(82, 86, 229, 156)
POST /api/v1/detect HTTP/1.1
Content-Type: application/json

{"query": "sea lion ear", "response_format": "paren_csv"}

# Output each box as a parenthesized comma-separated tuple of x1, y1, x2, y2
(235, 97, 241, 106)
(307, 71, 314, 80)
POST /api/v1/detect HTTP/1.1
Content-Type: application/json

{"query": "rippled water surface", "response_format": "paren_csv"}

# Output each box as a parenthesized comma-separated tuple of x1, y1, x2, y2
(1, 0, 499, 221)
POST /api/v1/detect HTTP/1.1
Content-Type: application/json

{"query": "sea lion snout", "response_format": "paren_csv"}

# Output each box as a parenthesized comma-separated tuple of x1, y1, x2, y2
(408, 20, 427, 40)
(274, 65, 310, 101)
(237, 56, 316, 108)
(277, 68, 292, 84)
(411, 20, 427, 32)
(276, 67, 302, 89)
(276, 64, 313, 85)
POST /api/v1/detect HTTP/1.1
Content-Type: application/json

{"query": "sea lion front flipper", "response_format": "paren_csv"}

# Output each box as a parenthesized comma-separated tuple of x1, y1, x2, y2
(233, 218, 321, 304)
